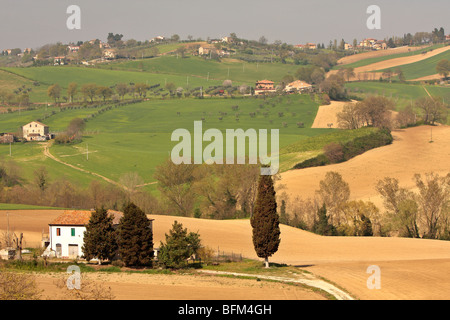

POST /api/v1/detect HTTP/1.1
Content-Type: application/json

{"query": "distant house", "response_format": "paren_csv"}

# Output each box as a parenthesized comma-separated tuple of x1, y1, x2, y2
(344, 43, 353, 51)
(99, 42, 110, 49)
(199, 45, 217, 56)
(150, 36, 165, 43)
(222, 36, 233, 43)
(255, 80, 276, 95)
(284, 80, 313, 94)
(0, 133, 14, 144)
(103, 49, 117, 59)
(446, 35, 450, 42)
(22, 121, 49, 141)
(294, 43, 316, 50)
(373, 40, 387, 50)
(67, 45, 80, 53)
(359, 38, 378, 49)
(43, 210, 154, 259)
(54, 56, 66, 65)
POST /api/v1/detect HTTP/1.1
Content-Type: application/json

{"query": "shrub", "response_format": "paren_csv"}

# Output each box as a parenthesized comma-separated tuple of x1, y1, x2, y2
(293, 154, 329, 169)
(158, 221, 201, 269)
(324, 143, 344, 163)
(293, 129, 393, 169)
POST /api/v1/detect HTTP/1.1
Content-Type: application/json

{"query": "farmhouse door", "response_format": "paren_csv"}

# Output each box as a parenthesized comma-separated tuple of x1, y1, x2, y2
(56, 244, 62, 257)
(68, 244, 79, 259)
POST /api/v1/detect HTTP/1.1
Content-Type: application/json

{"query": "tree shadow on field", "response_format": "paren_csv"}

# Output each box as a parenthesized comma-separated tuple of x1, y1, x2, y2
(293, 264, 315, 268)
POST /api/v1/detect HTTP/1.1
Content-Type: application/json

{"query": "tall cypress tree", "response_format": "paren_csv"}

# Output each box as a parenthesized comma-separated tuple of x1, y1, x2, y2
(82, 207, 117, 263)
(250, 174, 280, 268)
(313, 204, 336, 236)
(117, 203, 154, 267)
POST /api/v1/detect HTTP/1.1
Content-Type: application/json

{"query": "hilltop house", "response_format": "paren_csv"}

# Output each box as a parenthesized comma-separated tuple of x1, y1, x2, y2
(283, 80, 313, 94)
(150, 36, 165, 43)
(0, 133, 14, 144)
(67, 45, 80, 53)
(294, 43, 317, 50)
(222, 36, 233, 43)
(54, 56, 66, 65)
(43, 210, 153, 259)
(103, 49, 117, 59)
(22, 121, 50, 141)
(199, 45, 217, 56)
(255, 80, 276, 95)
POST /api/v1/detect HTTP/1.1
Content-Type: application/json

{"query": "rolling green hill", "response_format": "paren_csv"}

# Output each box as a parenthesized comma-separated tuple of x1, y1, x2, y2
(376, 48, 450, 80)
(334, 44, 444, 70)
(346, 81, 450, 108)
(2, 66, 224, 101)
(0, 94, 332, 191)
(99, 55, 296, 84)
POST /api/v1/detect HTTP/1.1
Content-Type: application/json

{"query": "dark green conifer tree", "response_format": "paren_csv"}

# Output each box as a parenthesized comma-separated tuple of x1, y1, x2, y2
(158, 221, 201, 269)
(250, 174, 281, 268)
(117, 203, 154, 267)
(313, 204, 336, 236)
(82, 207, 117, 263)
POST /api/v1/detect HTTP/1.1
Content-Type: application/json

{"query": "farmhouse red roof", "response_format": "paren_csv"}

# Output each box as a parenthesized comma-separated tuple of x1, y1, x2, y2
(50, 210, 92, 226)
(49, 210, 127, 226)
(256, 80, 274, 84)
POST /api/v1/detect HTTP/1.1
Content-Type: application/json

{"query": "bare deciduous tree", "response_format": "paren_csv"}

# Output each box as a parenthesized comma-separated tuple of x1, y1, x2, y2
(414, 173, 450, 239)
(316, 171, 350, 226)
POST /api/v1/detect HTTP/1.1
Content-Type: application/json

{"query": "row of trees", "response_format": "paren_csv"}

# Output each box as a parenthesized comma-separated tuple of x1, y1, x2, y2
(49, 202, 203, 268)
(337, 96, 448, 130)
(0, 86, 33, 107)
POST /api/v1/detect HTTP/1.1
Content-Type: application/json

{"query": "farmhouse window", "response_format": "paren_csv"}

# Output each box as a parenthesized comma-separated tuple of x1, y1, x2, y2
(71, 228, 75, 236)
(56, 228, 61, 236)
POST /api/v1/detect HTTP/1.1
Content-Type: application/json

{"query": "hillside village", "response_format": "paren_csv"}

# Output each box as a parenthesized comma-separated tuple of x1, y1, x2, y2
(2, 30, 449, 67)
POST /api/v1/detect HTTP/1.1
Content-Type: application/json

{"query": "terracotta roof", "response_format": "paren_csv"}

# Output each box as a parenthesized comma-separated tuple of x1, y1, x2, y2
(286, 80, 312, 89)
(23, 121, 48, 128)
(49, 209, 126, 226)
(50, 210, 92, 226)
(256, 80, 274, 84)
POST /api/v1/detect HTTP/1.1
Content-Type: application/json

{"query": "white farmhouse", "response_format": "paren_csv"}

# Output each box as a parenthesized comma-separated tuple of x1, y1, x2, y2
(45, 210, 126, 259)
(22, 121, 49, 141)
(283, 80, 313, 94)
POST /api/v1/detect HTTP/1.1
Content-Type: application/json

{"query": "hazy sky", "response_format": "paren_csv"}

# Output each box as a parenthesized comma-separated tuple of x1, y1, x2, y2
(0, 0, 448, 49)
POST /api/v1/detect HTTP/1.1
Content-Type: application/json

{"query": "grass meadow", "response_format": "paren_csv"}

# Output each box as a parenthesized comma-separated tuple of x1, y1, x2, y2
(376, 48, 450, 80)
(100, 55, 296, 84)
(334, 44, 444, 70)
(0, 94, 334, 191)
(346, 81, 450, 109)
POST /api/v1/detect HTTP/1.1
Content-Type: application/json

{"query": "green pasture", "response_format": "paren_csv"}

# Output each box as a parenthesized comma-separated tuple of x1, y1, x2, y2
(334, 44, 444, 70)
(346, 81, 450, 109)
(99, 55, 296, 85)
(376, 47, 450, 80)
(1, 66, 224, 102)
(0, 94, 335, 190)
